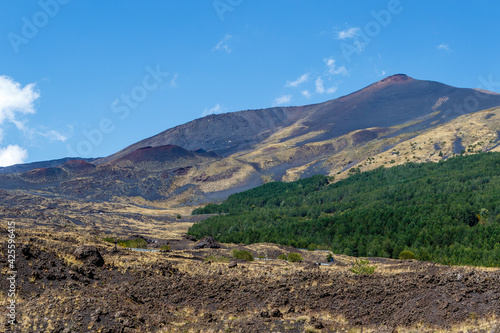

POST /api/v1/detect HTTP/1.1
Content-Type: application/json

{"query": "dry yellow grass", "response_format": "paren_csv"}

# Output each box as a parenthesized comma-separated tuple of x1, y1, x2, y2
(332, 107, 500, 180)
(4, 220, 500, 332)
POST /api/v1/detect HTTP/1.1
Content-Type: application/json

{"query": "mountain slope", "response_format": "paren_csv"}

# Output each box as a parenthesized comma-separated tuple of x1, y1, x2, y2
(96, 107, 304, 164)
(0, 145, 221, 202)
(2, 75, 500, 205)
(330, 106, 500, 181)
(106, 145, 220, 171)
(98, 74, 500, 164)
(0, 157, 97, 174)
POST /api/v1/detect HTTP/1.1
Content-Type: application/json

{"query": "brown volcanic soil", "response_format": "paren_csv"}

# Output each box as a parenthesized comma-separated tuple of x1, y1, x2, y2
(99, 74, 500, 163)
(59, 159, 97, 173)
(0, 193, 499, 332)
(1, 225, 500, 333)
(105, 144, 221, 174)
(109, 145, 217, 165)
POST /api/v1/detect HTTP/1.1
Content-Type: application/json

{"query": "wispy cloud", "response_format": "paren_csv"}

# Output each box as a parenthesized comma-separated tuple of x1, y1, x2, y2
(285, 73, 309, 88)
(326, 86, 337, 94)
(337, 27, 360, 40)
(315, 77, 325, 94)
(272, 95, 292, 106)
(315, 77, 337, 94)
(301, 90, 312, 98)
(437, 44, 452, 53)
(0, 145, 28, 167)
(202, 103, 222, 117)
(324, 57, 348, 76)
(214, 34, 232, 53)
(34, 129, 68, 142)
(375, 68, 387, 77)
(169, 73, 178, 87)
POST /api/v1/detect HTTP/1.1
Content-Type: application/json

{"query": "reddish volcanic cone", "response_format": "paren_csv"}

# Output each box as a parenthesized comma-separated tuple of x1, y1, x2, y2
(60, 160, 96, 173)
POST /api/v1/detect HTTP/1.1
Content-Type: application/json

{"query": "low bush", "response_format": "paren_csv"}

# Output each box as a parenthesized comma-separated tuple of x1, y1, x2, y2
(399, 250, 416, 260)
(287, 253, 303, 262)
(231, 249, 254, 261)
(350, 259, 375, 275)
(121, 238, 148, 249)
(204, 254, 230, 263)
(102, 237, 147, 249)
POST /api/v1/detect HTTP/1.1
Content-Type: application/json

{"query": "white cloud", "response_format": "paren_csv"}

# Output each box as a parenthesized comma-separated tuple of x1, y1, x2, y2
(285, 73, 309, 88)
(374, 67, 387, 77)
(315, 77, 337, 95)
(214, 34, 232, 53)
(36, 129, 68, 142)
(0, 75, 39, 127)
(337, 27, 360, 40)
(315, 77, 325, 94)
(0, 76, 39, 166)
(0, 75, 69, 165)
(301, 90, 312, 98)
(437, 44, 452, 53)
(0, 145, 28, 167)
(326, 86, 337, 94)
(324, 57, 348, 76)
(272, 95, 292, 106)
(202, 104, 222, 117)
(169, 73, 178, 87)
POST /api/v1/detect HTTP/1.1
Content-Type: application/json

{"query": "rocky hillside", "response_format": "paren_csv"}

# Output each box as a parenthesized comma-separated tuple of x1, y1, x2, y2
(2, 75, 500, 205)
(98, 74, 500, 163)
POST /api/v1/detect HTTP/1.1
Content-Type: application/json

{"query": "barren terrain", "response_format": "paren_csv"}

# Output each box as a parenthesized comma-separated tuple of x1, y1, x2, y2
(1, 192, 499, 332)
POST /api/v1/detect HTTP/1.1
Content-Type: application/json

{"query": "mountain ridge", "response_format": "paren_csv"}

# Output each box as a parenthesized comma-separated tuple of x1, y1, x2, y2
(97, 74, 500, 165)
(2, 75, 500, 205)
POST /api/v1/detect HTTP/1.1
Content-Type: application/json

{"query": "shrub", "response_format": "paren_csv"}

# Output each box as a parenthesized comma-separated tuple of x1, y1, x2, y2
(231, 249, 254, 261)
(350, 259, 375, 275)
(176, 214, 182, 219)
(326, 253, 333, 262)
(277, 254, 287, 260)
(399, 250, 416, 260)
(103, 237, 147, 249)
(261, 174, 274, 184)
(307, 243, 316, 251)
(160, 244, 170, 251)
(103, 237, 116, 244)
(287, 253, 303, 262)
(121, 238, 148, 249)
(204, 254, 230, 263)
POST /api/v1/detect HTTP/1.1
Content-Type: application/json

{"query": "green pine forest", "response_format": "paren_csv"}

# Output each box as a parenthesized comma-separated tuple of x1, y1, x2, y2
(189, 152, 500, 267)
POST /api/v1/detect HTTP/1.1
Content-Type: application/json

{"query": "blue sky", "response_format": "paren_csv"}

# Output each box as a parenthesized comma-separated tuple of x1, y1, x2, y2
(1, 1, 500, 166)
